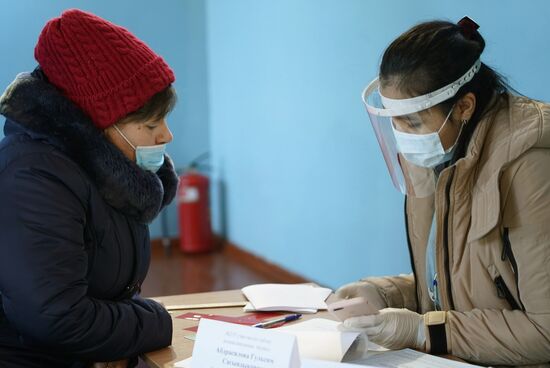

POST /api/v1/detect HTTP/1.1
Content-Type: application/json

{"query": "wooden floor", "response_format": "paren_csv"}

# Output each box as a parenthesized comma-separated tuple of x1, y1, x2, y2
(140, 243, 282, 298)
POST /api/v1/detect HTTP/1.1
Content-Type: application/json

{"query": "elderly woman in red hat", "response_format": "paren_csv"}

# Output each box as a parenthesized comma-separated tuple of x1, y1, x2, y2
(0, 9, 178, 368)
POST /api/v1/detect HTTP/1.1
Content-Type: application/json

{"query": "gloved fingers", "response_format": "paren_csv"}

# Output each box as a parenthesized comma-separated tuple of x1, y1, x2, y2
(337, 321, 369, 332)
(335, 281, 388, 311)
(368, 308, 425, 350)
(343, 313, 383, 329)
(363, 324, 385, 337)
(335, 282, 364, 299)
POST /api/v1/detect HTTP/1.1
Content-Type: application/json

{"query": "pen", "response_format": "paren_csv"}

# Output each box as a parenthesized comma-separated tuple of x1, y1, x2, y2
(252, 313, 302, 328)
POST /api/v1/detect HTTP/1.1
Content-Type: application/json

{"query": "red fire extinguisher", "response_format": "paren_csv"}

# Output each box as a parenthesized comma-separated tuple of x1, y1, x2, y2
(178, 168, 213, 253)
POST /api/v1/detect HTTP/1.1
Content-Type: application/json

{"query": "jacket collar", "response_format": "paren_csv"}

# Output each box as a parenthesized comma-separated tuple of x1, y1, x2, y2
(454, 95, 549, 241)
(0, 69, 178, 224)
(454, 95, 550, 190)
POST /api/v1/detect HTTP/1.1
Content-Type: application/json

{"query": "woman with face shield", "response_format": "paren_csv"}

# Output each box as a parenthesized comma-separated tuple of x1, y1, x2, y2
(336, 17, 550, 366)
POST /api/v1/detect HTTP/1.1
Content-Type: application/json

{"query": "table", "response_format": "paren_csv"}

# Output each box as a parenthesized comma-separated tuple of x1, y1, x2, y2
(142, 289, 465, 367)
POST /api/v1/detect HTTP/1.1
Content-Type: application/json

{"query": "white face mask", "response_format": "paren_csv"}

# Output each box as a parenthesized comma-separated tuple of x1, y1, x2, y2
(392, 107, 461, 168)
(113, 125, 166, 173)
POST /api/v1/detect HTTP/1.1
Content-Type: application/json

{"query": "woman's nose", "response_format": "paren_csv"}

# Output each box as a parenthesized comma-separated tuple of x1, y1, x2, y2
(157, 120, 174, 144)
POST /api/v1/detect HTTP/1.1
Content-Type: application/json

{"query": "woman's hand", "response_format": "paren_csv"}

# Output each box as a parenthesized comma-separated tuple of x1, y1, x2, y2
(335, 281, 387, 309)
(342, 308, 425, 350)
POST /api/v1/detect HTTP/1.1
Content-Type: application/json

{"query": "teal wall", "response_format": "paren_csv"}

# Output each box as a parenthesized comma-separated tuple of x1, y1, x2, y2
(2, 1, 549, 289)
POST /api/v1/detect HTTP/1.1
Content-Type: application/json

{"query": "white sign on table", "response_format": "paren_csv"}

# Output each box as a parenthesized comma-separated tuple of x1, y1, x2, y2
(177, 318, 301, 368)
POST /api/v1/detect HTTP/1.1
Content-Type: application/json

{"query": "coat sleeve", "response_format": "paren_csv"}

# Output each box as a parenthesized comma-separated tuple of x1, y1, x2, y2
(0, 152, 172, 361)
(440, 148, 550, 365)
(360, 274, 417, 311)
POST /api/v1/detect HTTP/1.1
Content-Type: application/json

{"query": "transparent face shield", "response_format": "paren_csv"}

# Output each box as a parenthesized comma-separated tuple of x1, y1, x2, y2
(361, 59, 481, 197)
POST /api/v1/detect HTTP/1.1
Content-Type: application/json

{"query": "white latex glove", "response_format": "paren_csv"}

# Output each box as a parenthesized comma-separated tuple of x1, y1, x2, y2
(343, 308, 425, 350)
(335, 281, 387, 309)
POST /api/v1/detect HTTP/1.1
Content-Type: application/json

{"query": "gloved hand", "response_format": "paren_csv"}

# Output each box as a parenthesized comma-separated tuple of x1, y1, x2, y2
(335, 281, 387, 310)
(342, 308, 425, 350)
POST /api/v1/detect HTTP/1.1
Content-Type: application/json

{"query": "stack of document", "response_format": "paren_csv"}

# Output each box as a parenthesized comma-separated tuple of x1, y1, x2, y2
(241, 283, 332, 313)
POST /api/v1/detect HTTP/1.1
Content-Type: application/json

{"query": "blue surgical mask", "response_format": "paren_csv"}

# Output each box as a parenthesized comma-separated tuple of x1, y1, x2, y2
(113, 125, 166, 173)
(392, 107, 462, 168)
(134, 144, 166, 173)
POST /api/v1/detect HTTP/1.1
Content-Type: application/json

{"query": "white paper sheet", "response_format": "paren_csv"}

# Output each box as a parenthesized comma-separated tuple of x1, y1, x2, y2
(355, 348, 483, 367)
(242, 283, 332, 312)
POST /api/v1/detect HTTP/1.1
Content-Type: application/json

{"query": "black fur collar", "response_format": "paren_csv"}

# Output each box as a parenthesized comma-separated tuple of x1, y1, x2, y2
(0, 69, 178, 224)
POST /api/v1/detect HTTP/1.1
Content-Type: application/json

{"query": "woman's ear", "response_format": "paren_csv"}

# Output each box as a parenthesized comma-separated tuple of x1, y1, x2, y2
(455, 92, 476, 122)
(103, 125, 115, 141)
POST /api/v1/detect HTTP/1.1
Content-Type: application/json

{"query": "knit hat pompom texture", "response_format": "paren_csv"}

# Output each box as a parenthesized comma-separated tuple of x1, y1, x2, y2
(35, 9, 175, 129)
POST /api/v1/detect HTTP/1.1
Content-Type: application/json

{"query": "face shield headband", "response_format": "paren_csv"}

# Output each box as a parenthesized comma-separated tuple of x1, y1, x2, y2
(363, 59, 481, 117)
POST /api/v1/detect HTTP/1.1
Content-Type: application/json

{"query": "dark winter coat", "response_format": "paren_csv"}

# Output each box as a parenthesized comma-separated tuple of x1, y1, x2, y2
(0, 69, 179, 367)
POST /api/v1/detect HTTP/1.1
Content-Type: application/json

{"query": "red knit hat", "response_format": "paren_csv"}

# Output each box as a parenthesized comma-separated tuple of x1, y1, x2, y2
(34, 9, 175, 129)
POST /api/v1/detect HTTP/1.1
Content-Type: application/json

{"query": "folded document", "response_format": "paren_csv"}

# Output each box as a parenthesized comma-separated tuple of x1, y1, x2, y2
(242, 283, 332, 313)
(277, 318, 371, 362)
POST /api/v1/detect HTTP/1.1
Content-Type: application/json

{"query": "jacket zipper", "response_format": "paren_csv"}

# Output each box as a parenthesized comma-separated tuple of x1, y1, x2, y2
(404, 196, 420, 312)
(442, 167, 456, 310)
(500, 227, 525, 311)
(83, 207, 96, 278)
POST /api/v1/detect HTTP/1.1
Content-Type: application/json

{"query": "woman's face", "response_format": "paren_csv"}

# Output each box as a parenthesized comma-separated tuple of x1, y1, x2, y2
(104, 118, 174, 161)
(380, 84, 465, 151)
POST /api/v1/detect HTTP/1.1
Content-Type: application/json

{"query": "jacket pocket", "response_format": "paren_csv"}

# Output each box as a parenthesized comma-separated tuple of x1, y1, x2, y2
(500, 227, 525, 311)
(487, 264, 521, 310)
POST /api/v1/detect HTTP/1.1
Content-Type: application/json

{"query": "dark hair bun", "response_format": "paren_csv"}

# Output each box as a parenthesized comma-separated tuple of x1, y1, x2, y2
(457, 16, 485, 53)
